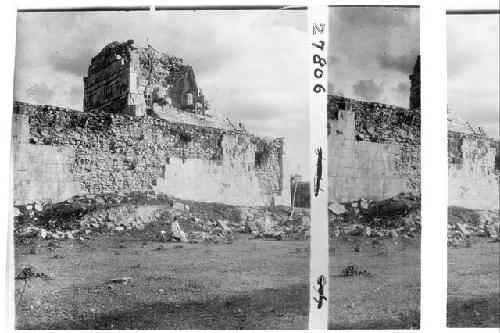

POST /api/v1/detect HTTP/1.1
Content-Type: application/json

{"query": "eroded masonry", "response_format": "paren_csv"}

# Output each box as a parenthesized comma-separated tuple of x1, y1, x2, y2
(12, 41, 290, 207)
(327, 97, 420, 203)
(448, 112, 500, 210)
(328, 56, 421, 204)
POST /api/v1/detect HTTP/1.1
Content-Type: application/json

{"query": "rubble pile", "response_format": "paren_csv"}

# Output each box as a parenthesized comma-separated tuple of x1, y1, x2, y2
(13, 191, 173, 240)
(447, 206, 499, 246)
(14, 192, 310, 243)
(136, 45, 186, 87)
(329, 192, 421, 238)
(238, 206, 310, 241)
(151, 203, 310, 243)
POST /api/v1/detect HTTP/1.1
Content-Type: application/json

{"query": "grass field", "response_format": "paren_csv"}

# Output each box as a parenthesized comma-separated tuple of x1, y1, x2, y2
(328, 235, 421, 329)
(14, 231, 310, 329)
(447, 237, 500, 328)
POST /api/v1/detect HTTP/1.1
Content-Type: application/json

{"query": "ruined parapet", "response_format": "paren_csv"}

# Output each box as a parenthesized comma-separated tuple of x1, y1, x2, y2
(327, 95, 420, 202)
(448, 111, 499, 210)
(84, 40, 207, 117)
(327, 99, 355, 140)
(328, 95, 420, 144)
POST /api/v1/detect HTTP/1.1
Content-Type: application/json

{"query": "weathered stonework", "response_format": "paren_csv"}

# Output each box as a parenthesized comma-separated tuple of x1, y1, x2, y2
(12, 102, 289, 206)
(12, 41, 291, 207)
(84, 40, 207, 117)
(448, 111, 499, 210)
(327, 95, 421, 203)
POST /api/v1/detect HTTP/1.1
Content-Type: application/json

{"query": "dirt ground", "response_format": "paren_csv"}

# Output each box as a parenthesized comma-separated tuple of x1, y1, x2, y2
(447, 237, 500, 328)
(328, 235, 421, 329)
(14, 231, 310, 329)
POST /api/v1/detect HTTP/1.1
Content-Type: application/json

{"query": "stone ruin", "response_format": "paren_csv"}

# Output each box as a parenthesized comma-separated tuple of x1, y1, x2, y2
(447, 112, 499, 245)
(447, 111, 500, 211)
(327, 96, 421, 239)
(327, 95, 421, 204)
(84, 40, 207, 117)
(11, 41, 305, 243)
(327, 55, 422, 239)
(12, 41, 290, 208)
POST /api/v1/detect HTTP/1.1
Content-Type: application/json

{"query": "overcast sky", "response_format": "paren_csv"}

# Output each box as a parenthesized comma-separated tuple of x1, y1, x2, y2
(14, 10, 309, 175)
(328, 7, 420, 108)
(447, 14, 499, 139)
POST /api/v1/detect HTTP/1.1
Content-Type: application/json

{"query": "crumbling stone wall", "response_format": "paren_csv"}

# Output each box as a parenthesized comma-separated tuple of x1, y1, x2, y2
(448, 113, 499, 210)
(12, 102, 289, 207)
(328, 95, 421, 202)
(154, 135, 289, 206)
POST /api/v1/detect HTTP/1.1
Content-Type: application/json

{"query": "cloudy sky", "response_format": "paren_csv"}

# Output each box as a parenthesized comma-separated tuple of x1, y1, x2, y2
(328, 7, 420, 108)
(14, 9, 309, 175)
(448, 14, 499, 139)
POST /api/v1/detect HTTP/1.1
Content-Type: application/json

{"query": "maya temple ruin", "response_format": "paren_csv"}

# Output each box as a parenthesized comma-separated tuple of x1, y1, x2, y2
(11, 44, 498, 213)
(11, 40, 290, 207)
(327, 54, 499, 212)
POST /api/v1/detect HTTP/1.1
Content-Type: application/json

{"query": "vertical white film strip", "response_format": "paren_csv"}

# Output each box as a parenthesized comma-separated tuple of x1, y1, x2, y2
(308, 5, 329, 330)
(421, 1, 448, 330)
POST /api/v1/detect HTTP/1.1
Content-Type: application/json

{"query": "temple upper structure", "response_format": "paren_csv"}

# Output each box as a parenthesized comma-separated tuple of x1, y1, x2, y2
(83, 40, 207, 117)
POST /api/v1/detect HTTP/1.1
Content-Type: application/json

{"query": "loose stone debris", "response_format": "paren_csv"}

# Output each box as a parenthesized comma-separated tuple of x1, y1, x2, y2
(13, 191, 310, 244)
(329, 191, 421, 239)
(447, 206, 499, 246)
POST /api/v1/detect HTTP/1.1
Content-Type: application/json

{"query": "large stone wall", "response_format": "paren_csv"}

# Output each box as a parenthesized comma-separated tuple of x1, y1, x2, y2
(327, 95, 420, 203)
(448, 112, 499, 210)
(12, 114, 82, 204)
(11, 102, 289, 207)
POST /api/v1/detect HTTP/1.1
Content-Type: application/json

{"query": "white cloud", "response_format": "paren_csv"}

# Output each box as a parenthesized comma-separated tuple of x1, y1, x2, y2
(447, 14, 499, 139)
(328, 7, 420, 108)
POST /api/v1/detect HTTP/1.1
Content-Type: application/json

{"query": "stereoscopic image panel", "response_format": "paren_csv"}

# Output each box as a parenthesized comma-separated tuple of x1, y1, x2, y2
(447, 11, 500, 328)
(11, 8, 311, 329)
(9, 4, 498, 331)
(326, 6, 421, 329)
